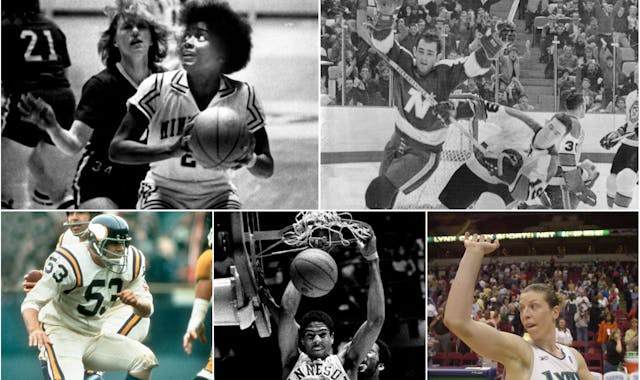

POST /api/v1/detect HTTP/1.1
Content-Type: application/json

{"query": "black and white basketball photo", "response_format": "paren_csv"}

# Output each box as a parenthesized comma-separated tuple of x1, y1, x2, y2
(213, 211, 426, 380)
(1, 0, 318, 209)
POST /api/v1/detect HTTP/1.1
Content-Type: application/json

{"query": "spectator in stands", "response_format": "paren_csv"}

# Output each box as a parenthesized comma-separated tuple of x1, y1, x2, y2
(627, 6, 638, 51)
(600, 55, 621, 108)
(558, 44, 580, 75)
(513, 94, 535, 110)
(343, 77, 369, 106)
(556, 317, 574, 346)
(579, 0, 597, 26)
(597, 310, 618, 352)
(575, 304, 590, 343)
(613, 4, 629, 47)
(321, 12, 335, 50)
(430, 306, 452, 355)
(400, 23, 420, 51)
(395, 17, 409, 42)
(593, 0, 623, 50)
(581, 60, 604, 90)
(525, 0, 549, 33)
(603, 327, 625, 373)
(625, 318, 638, 351)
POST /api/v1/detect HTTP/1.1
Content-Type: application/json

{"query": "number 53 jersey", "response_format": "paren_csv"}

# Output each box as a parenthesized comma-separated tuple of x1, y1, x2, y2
(21, 242, 152, 336)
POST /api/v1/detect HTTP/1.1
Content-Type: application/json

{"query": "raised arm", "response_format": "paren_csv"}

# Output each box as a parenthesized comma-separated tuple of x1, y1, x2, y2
(444, 233, 531, 371)
(279, 281, 302, 378)
(343, 232, 385, 376)
(18, 93, 92, 155)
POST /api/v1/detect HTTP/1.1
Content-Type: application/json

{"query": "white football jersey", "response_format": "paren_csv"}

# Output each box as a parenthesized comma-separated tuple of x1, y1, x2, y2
(624, 89, 638, 147)
(127, 69, 266, 195)
(21, 243, 152, 336)
(526, 343, 579, 379)
(287, 353, 349, 380)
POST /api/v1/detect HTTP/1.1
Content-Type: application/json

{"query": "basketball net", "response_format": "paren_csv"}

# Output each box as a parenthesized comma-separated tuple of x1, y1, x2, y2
(282, 211, 372, 250)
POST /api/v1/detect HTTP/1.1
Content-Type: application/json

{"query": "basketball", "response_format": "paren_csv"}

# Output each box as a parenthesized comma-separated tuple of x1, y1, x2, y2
(289, 248, 338, 298)
(188, 106, 252, 168)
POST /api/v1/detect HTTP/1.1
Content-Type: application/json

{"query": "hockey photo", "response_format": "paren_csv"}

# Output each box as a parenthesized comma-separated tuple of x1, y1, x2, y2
(320, 0, 638, 210)
(212, 211, 426, 380)
(1, 0, 318, 209)
(1, 211, 213, 379)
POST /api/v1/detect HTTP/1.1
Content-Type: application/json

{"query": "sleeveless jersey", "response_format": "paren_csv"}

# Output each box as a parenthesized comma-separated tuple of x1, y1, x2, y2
(127, 69, 266, 195)
(549, 115, 584, 186)
(21, 243, 151, 336)
(623, 89, 638, 147)
(287, 353, 349, 380)
(527, 343, 579, 380)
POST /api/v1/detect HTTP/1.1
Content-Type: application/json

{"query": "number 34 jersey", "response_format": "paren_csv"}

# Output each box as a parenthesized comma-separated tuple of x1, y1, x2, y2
(21, 242, 152, 336)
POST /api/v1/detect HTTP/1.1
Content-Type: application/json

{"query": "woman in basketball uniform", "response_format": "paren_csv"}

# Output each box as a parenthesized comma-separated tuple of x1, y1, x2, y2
(444, 233, 594, 379)
(18, 0, 169, 208)
(109, 0, 274, 209)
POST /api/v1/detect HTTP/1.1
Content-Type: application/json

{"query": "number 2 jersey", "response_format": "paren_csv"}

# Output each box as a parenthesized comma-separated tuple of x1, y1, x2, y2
(21, 242, 152, 336)
(127, 69, 266, 196)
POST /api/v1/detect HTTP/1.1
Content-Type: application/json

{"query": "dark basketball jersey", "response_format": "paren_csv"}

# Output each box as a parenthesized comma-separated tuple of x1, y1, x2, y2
(1, 14, 71, 93)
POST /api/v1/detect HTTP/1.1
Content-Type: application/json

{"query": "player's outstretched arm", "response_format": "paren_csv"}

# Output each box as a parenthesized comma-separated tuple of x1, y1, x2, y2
(344, 232, 385, 372)
(184, 277, 212, 355)
(22, 308, 50, 348)
(18, 93, 92, 155)
(444, 233, 530, 369)
(109, 107, 185, 164)
(279, 281, 302, 377)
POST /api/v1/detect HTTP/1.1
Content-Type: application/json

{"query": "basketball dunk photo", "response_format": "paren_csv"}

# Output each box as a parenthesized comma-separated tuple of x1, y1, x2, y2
(2, 0, 318, 209)
(212, 211, 426, 380)
(427, 212, 638, 379)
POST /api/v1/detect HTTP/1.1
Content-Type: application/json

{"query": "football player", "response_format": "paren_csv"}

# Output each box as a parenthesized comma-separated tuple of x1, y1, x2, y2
(17, 0, 169, 209)
(601, 68, 638, 208)
(439, 103, 573, 209)
(358, 0, 515, 209)
(21, 214, 157, 380)
(109, 0, 274, 209)
(183, 228, 213, 380)
(542, 91, 599, 209)
(1, 0, 76, 208)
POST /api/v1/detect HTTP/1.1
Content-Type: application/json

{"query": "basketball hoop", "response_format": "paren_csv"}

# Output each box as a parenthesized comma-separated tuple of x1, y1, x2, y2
(282, 211, 372, 250)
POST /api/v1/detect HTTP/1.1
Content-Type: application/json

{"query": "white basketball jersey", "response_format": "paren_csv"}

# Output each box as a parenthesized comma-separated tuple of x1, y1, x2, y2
(128, 69, 266, 195)
(21, 243, 151, 336)
(287, 352, 349, 380)
(526, 343, 579, 380)
(624, 89, 638, 147)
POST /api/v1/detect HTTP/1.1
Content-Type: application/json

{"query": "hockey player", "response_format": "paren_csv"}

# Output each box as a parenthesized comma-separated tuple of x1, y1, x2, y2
(540, 91, 599, 209)
(357, 0, 516, 209)
(439, 103, 573, 209)
(600, 68, 638, 208)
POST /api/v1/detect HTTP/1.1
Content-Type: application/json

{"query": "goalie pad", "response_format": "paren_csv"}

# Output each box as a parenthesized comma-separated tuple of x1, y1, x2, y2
(579, 159, 600, 188)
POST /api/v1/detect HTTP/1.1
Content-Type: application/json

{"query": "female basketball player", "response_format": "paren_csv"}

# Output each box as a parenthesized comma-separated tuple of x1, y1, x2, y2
(109, 0, 274, 209)
(18, 0, 168, 208)
(444, 233, 594, 379)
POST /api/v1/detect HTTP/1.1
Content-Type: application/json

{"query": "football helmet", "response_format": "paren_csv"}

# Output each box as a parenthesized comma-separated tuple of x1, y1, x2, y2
(87, 215, 131, 273)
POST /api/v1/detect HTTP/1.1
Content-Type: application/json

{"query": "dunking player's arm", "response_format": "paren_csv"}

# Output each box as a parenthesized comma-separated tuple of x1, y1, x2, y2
(338, 234, 385, 378)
